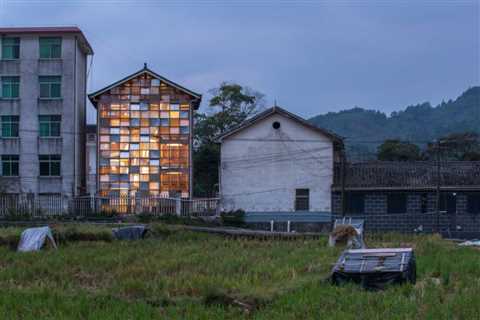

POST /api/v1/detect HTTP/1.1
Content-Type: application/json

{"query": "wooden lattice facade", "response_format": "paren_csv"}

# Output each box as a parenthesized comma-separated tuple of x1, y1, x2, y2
(89, 66, 201, 198)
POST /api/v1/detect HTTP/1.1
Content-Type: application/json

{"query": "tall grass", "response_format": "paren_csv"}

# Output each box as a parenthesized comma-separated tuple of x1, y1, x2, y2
(0, 226, 478, 319)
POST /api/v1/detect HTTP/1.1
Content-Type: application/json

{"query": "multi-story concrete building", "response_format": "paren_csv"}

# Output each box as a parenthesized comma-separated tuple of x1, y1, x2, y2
(0, 27, 93, 197)
(89, 65, 201, 198)
(85, 124, 97, 196)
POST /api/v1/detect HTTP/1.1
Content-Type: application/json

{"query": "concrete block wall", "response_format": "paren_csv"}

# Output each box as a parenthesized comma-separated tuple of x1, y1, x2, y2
(332, 191, 480, 238)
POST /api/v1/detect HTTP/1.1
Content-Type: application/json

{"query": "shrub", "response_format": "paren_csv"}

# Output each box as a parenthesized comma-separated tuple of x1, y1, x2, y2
(221, 209, 246, 227)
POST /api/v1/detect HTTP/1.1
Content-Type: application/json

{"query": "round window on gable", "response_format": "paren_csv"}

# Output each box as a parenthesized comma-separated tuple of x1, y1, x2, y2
(272, 121, 281, 129)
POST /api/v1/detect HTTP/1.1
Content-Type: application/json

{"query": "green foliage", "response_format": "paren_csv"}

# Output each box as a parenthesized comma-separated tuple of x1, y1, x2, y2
(423, 132, 480, 161)
(220, 209, 246, 227)
(193, 82, 264, 196)
(377, 140, 422, 161)
(309, 87, 480, 159)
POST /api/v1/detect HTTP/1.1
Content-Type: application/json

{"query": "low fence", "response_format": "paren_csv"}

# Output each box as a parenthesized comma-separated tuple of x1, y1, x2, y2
(0, 194, 220, 219)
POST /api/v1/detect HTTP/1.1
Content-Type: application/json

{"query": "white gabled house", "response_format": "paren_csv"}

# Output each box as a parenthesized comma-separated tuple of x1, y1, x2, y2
(217, 106, 344, 214)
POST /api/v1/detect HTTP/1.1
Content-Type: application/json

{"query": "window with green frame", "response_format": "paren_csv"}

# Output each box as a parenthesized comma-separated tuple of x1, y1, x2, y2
(1, 76, 20, 98)
(1, 116, 19, 137)
(39, 76, 61, 98)
(39, 115, 61, 137)
(39, 37, 62, 59)
(1, 37, 20, 60)
(2, 155, 19, 176)
(39, 154, 61, 176)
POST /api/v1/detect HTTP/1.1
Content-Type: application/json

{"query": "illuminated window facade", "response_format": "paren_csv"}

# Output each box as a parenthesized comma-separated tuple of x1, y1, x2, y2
(90, 68, 201, 198)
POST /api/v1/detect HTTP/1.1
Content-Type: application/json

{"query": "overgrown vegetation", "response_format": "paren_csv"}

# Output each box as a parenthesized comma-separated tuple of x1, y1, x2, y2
(0, 226, 478, 319)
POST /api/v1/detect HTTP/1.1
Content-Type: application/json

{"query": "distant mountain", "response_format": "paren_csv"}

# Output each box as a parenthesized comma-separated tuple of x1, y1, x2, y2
(309, 87, 480, 158)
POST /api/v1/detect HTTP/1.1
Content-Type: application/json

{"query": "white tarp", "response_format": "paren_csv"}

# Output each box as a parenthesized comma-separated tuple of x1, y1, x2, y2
(17, 226, 57, 252)
(458, 240, 480, 247)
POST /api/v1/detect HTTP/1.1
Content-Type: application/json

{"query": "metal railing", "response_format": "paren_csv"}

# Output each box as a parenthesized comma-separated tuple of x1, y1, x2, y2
(0, 193, 220, 219)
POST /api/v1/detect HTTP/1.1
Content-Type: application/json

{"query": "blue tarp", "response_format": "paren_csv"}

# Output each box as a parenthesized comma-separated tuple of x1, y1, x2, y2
(112, 225, 148, 240)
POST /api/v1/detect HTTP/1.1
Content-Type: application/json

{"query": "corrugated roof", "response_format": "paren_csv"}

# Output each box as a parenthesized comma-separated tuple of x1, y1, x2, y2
(0, 26, 93, 54)
(333, 161, 480, 191)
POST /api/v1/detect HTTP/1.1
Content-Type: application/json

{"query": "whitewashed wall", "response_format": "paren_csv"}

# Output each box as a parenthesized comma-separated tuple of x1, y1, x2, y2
(220, 113, 334, 212)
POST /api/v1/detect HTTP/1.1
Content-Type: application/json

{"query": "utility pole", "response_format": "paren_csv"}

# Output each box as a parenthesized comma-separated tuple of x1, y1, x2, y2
(436, 141, 441, 234)
(341, 148, 346, 217)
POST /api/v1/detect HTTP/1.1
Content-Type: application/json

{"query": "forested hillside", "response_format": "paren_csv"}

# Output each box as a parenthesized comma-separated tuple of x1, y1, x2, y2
(309, 87, 480, 158)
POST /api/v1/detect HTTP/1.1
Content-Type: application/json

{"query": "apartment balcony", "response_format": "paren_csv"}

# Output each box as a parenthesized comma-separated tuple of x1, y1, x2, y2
(0, 59, 20, 74)
(0, 176, 21, 193)
(0, 98, 21, 113)
(37, 176, 63, 193)
(37, 59, 63, 75)
(38, 98, 63, 113)
(0, 137, 20, 154)
(38, 136, 63, 154)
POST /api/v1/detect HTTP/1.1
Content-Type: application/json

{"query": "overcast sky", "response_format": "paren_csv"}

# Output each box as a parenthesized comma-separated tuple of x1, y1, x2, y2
(1, 0, 478, 123)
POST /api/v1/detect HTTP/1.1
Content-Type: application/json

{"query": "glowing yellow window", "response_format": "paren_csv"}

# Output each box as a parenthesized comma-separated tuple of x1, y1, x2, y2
(149, 166, 159, 174)
(150, 104, 159, 111)
(110, 151, 120, 158)
(170, 119, 180, 126)
(100, 143, 110, 150)
(180, 103, 189, 110)
(140, 150, 149, 158)
(110, 166, 119, 174)
(149, 182, 159, 190)
(120, 159, 129, 166)
(119, 143, 128, 151)
(131, 111, 140, 118)
(120, 111, 129, 118)
(120, 167, 129, 174)
(140, 166, 149, 174)
(110, 119, 120, 126)
(111, 104, 120, 110)
(130, 174, 140, 182)
(150, 143, 159, 150)
(141, 119, 149, 127)
(150, 127, 159, 135)
(130, 150, 140, 157)
(140, 142, 149, 149)
(170, 111, 179, 118)
(120, 104, 129, 111)
(140, 174, 149, 182)
(160, 103, 169, 110)
(120, 128, 129, 135)
(131, 158, 140, 166)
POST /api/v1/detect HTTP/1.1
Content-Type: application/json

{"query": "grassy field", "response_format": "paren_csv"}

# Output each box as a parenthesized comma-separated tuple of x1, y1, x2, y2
(0, 224, 479, 319)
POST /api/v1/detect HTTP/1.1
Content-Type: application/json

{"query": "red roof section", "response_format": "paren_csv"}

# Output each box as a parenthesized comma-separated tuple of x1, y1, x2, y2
(0, 26, 93, 54)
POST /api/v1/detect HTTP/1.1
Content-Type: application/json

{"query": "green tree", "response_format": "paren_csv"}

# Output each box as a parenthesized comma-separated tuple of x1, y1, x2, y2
(377, 140, 422, 161)
(423, 132, 480, 161)
(193, 82, 265, 196)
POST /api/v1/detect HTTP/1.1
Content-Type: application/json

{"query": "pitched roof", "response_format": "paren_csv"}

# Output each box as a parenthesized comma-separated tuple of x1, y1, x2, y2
(88, 64, 202, 109)
(216, 106, 344, 144)
(0, 26, 93, 55)
(333, 161, 480, 191)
